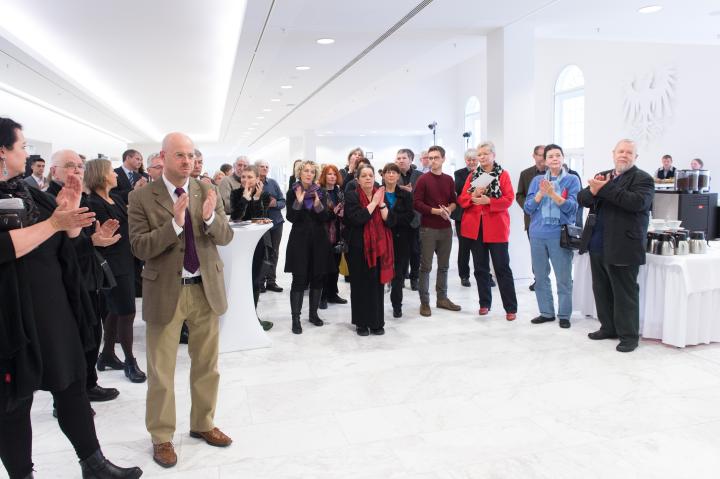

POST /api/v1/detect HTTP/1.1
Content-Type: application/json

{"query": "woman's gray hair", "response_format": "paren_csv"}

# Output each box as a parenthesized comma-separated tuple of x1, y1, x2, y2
(477, 141, 495, 154)
(464, 148, 478, 159)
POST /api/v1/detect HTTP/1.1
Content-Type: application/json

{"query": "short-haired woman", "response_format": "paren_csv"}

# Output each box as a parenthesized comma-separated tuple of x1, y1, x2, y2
(380, 163, 415, 318)
(285, 160, 336, 334)
(85, 158, 146, 383)
(523, 144, 580, 328)
(318, 164, 348, 308)
(344, 164, 394, 335)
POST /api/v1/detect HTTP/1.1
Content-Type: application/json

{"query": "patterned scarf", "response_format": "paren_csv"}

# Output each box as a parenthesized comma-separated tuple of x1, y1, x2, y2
(469, 162, 503, 198)
(0, 174, 41, 226)
(540, 168, 567, 225)
(292, 181, 323, 210)
(358, 187, 395, 285)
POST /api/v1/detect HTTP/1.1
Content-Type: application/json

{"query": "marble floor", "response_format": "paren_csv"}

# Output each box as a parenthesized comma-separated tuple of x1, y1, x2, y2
(13, 236, 720, 478)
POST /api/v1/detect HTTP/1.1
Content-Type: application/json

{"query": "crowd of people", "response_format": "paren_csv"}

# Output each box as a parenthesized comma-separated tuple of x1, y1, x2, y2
(1, 111, 656, 476)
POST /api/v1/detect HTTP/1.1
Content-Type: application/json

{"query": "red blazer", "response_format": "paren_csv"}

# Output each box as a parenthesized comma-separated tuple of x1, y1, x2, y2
(457, 170, 514, 243)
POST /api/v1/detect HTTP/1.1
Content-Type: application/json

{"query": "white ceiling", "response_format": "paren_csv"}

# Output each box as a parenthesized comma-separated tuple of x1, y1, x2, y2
(1, 0, 719, 157)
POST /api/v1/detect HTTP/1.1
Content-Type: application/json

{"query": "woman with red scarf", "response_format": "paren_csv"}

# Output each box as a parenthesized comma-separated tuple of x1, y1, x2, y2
(343, 164, 394, 336)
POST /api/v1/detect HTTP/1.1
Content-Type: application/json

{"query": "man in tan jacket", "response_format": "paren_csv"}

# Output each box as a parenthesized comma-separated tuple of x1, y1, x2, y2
(129, 132, 234, 468)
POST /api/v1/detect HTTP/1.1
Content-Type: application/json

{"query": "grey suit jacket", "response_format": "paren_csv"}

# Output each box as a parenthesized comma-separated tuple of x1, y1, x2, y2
(128, 178, 234, 324)
(23, 176, 43, 190)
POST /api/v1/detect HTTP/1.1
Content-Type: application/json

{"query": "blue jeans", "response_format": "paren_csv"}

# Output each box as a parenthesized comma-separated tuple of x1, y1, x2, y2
(530, 237, 573, 320)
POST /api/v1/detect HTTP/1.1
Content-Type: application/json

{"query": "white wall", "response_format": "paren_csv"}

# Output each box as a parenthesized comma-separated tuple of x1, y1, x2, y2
(535, 39, 720, 178)
(1, 90, 127, 159)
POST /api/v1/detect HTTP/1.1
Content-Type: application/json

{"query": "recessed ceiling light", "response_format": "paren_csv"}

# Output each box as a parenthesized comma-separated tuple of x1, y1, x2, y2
(295, 66, 311, 71)
(638, 5, 663, 14)
(280, 85, 293, 89)
(271, 98, 281, 102)
(256, 116, 265, 119)
(359, 134, 366, 137)
(248, 128, 255, 131)
(316, 38, 335, 45)
(251, 122, 259, 126)
(262, 108, 272, 112)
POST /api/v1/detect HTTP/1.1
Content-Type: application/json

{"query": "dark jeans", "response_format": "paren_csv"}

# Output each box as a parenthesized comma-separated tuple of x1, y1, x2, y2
(322, 252, 341, 300)
(589, 253, 640, 345)
(265, 224, 283, 284)
(408, 228, 420, 281)
(469, 223, 517, 313)
(455, 220, 471, 280)
(391, 245, 411, 310)
(86, 290, 104, 389)
(0, 380, 99, 478)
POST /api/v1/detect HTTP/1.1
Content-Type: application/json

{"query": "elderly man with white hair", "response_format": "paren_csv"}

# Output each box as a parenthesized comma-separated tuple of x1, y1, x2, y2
(146, 153, 164, 182)
(218, 155, 248, 214)
(578, 139, 654, 353)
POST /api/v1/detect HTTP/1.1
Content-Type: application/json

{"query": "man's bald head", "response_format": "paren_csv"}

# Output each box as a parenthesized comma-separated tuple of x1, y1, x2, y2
(50, 149, 84, 184)
(160, 132, 196, 186)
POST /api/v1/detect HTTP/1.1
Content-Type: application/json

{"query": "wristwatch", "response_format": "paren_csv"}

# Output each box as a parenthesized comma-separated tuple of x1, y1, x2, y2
(379, 203, 387, 209)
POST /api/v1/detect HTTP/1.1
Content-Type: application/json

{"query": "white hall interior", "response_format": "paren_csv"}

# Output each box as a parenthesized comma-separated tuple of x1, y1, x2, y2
(3, 1, 720, 478)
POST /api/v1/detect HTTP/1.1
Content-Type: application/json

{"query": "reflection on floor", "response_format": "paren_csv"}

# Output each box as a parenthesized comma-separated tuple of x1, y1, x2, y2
(19, 235, 720, 479)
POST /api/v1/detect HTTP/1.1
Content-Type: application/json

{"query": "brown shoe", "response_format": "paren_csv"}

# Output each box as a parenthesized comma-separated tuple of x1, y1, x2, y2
(436, 298, 461, 311)
(153, 442, 177, 468)
(420, 303, 432, 317)
(190, 427, 233, 447)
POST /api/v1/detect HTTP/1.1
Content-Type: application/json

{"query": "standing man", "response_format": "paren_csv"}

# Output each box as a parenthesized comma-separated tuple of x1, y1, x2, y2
(146, 153, 164, 182)
(418, 150, 431, 173)
(413, 145, 461, 316)
(453, 148, 477, 287)
(218, 155, 248, 214)
(395, 148, 422, 290)
(516, 145, 546, 291)
(129, 132, 234, 467)
(656, 154, 676, 179)
(256, 159, 286, 292)
(113, 149, 148, 205)
(23, 156, 46, 190)
(578, 139, 654, 353)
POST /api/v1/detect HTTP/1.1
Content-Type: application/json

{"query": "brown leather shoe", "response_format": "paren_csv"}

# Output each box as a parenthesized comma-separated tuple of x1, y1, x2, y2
(420, 303, 431, 317)
(190, 427, 233, 447)
(436, 298, 461, 311)
(153, 442, 177, 468)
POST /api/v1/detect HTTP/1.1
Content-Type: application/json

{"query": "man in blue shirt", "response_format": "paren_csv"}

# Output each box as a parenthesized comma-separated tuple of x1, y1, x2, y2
(256, 159, 286, 292)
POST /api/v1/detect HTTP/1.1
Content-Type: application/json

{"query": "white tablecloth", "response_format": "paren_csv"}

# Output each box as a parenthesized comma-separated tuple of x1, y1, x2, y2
(573, 245, 720, 347)
(217, 223, 273, 353)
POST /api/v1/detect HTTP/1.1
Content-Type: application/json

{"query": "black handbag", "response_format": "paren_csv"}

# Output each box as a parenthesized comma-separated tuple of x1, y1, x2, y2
(560, 224, 583, 251)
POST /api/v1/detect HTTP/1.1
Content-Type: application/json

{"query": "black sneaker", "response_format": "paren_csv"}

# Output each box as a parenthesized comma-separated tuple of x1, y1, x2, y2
(530, 315, 555, 324)
(86, 385, 120, 402)
(559, 319, 571, 329)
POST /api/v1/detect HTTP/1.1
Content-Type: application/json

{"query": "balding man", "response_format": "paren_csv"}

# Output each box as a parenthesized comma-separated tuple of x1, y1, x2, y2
(129, 132, 234, 467)
(578, 139, 654, 353)
(218, 155, 248, 214)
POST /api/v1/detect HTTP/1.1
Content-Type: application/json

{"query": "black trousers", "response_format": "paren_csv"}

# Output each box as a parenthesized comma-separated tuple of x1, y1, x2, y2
(265, 224, 283, 283)
(589, 253, 640, 345)
(469, 223, 517, 313)
(85, 290, 104, 389)
(0, 380, 99, 478)
(455, 220, 471, 280)
(391, 246, 410, 309)
(322, 252, 341, 299)
(408, 228, 420, 281)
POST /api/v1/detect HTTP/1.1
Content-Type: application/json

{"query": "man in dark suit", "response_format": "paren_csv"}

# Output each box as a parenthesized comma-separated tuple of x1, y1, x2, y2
(23, 156, 46, 190)
(112, 149, 149, 205)
(578, 139, 654, 353)
(516, 145, 546, 291)
(453, 148, 478, 287)
(129, 132, 234, 468)
(395, 148, 422, 290)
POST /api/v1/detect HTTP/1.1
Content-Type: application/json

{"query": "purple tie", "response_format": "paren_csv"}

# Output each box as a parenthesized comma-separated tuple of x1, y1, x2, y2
(175, 187, 200, 274)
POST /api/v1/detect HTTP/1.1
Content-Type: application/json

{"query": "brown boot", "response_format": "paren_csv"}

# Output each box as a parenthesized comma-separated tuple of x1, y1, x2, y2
(420, 303, 431, 317)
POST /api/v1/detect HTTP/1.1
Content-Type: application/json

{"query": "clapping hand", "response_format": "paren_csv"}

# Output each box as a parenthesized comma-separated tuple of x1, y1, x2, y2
(49, 206, 95, 231)
(539, 179, 554, 195)
(295, 186, 306, 203)
(173, 191, 189, 227)
(134, 176, 148, 189)
(91, 219, 121, 247)
(56, 174, 83, 210)
(588, 174, 609, 196)
(313, 191, 322, 207)
(372, 186, 386, 205)
(399, 183, 412, 192)
(203, 189, 218, 221)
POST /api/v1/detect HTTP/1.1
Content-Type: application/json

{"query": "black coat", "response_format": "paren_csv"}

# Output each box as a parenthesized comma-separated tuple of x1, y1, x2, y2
(284, 187, 335, 276)
(452, 167, 472, 221)
(322, 186, 344, 246)
(86, 192, 134, 276)
(230, 188, 271, 221)
(385, 188, 415, 259)
(577, 165, 654, 265)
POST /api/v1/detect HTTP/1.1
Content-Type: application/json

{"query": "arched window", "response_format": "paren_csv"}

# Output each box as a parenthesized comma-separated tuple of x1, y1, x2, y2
(554, 65, 585, 173)
(464, 96, 481, 147)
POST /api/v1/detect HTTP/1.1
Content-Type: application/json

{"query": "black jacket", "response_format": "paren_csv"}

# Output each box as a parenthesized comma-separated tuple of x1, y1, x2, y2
(385, 188, 415, 259)
(111, 166, 148, 205)
(230, 188, 271, 221)
(577, 165, 654, 265)
(86, 191, 134, 276)
(284, 187, 335, 275)
(452, 167, 472, 221)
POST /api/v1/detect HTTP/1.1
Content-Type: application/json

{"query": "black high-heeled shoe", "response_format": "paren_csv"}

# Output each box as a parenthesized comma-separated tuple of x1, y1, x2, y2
(96, 352, 124, 371)
(124, 358, 147, 383)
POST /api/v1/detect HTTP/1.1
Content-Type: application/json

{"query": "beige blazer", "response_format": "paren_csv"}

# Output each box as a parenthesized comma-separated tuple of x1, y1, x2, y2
(128, 178, 234, 324)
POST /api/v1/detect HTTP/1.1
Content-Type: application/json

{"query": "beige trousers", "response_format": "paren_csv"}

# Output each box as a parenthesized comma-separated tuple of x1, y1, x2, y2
(145, 283, 219, 444)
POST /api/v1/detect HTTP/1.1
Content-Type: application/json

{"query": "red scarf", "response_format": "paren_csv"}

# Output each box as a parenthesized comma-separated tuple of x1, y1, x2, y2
(358, 187, 395, 284)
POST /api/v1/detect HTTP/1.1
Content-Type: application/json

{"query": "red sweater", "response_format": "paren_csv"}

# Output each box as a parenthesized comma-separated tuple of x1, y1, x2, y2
(413, 172, 457, 229)
(457, 170, 514, 243)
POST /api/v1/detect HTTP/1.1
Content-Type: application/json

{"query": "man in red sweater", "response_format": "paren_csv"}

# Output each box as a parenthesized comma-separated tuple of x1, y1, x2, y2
(413, 145, 462, 316)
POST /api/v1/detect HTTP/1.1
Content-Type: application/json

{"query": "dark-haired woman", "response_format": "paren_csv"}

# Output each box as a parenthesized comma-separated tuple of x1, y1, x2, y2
(344, 164, 394, 335)
(230, 165, 273, 331)
(0, 117, 142, 479)
(380, 163, 415, 318)
(318, 164, 348, 309)
(285, 160, 335, 334)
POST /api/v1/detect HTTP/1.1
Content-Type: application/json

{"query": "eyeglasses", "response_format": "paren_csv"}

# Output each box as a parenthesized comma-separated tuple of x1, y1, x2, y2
(61, 163, 84, 170)
(173, 152, 196, 161)
(148, 165, 163, 170)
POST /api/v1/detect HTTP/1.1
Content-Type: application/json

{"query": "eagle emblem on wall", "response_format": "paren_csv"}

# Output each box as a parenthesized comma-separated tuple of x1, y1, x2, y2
(623, 66, 677, 143)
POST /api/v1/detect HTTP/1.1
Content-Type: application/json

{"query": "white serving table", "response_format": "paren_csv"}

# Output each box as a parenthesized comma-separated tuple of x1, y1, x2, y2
(573, 245, 720, 347)
(218, 222, 273, 353)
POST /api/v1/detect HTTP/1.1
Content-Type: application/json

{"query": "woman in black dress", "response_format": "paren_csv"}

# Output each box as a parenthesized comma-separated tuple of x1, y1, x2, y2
(0, 117, 142, 478)
(318, 164, 347, 309)
(230, 165, 273, 331)
(379, 163, 415, 318)
(85, 159, 146, 383)
(343, 164, 394, 336)
(285, 160, 335, 334)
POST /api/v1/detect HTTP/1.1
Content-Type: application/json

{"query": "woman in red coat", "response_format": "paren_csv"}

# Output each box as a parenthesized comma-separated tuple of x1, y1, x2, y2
(457, 141, 518, 320)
